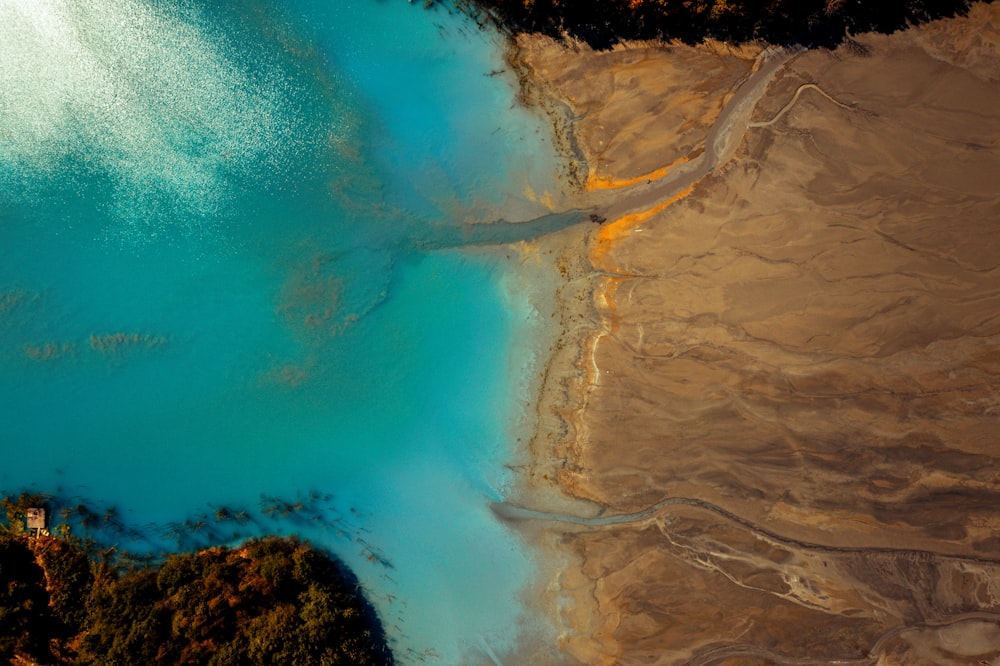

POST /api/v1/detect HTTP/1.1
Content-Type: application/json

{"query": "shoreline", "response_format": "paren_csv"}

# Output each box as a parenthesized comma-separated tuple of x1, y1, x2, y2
(532, 39, 753, 665)
(506, 2, 1000, 663)
(504, 34, 770, 663)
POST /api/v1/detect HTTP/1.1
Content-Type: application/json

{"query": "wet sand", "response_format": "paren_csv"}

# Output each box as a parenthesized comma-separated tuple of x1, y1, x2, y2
(513, 3, 1000, 664)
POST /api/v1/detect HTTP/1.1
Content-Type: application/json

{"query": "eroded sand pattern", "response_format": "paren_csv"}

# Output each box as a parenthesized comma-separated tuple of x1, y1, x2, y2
(517, 3, 1000, 663)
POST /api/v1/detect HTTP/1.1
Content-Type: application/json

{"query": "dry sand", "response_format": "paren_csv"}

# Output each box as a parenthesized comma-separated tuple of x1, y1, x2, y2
(513, 3, 1000, 664)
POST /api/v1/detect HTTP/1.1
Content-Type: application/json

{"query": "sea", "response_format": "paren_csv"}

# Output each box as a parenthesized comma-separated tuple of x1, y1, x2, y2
(0, 1, 574, 663)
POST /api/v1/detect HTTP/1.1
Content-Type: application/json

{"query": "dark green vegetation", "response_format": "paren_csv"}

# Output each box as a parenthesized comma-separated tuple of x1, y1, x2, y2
(0, 494, 393, 665)
(452, 0, 986, 48)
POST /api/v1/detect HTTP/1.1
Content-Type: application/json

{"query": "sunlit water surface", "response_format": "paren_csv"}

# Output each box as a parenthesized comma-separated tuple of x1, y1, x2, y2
(0, 1, 568, 662)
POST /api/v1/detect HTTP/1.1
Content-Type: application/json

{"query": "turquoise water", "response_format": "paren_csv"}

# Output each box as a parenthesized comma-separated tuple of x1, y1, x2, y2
(0, 1, 568, 662)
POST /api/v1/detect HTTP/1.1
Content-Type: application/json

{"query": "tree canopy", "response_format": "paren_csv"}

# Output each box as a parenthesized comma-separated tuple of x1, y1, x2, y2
(0, 532, 393, 666)
(456, 0, 983, 48)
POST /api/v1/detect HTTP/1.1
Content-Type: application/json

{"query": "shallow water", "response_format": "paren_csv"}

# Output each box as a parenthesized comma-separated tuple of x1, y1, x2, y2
(0, 1, 568, 662)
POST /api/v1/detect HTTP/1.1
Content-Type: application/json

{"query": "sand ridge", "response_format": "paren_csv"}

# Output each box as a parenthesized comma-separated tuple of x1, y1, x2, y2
(513, 3, 1000, 663)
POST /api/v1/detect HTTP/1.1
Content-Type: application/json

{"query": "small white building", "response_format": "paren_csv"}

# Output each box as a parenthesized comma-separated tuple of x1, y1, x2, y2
(26, 507, 48, 537)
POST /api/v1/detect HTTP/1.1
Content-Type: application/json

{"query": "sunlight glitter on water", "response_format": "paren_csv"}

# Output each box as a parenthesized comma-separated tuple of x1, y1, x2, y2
(0, 1, 566, 663)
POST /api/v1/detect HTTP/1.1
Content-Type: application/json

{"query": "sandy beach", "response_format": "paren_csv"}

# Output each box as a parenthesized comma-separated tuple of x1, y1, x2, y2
(512, 3, 1000, 663)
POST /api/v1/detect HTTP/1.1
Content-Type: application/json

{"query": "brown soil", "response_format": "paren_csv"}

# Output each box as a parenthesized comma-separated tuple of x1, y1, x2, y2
(517, 3, 1000, 664)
